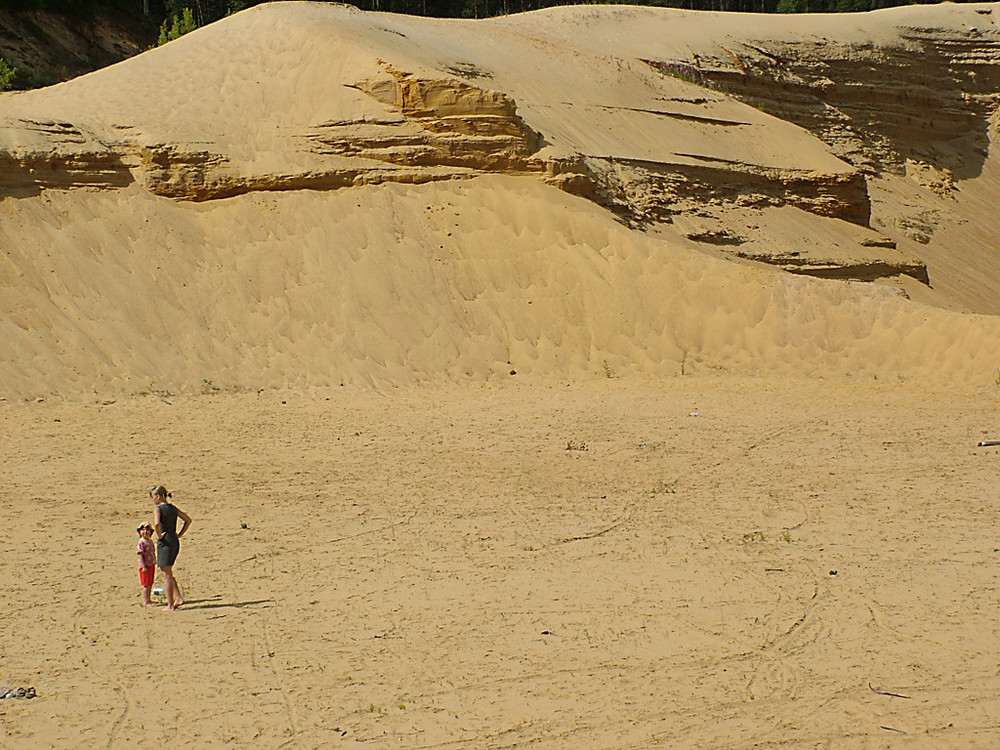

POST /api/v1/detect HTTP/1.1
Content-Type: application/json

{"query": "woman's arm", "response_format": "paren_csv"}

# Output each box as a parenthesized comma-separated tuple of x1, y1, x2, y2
(153, 505, 163, 540)
(177, 509, 192, 538)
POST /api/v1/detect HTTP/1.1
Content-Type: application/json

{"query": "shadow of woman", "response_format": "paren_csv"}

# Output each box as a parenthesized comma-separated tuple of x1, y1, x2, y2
(178, 596, 273, 610)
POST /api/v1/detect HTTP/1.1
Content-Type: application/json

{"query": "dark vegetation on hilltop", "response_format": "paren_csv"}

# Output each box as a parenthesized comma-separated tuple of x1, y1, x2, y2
(0, 0, 988, 91)
(0, 0, 990, 23)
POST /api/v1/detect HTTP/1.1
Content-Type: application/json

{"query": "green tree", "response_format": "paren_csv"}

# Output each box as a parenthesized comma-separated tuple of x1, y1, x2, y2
(0, 56, 16, 91)
(157, 6, 196, 45)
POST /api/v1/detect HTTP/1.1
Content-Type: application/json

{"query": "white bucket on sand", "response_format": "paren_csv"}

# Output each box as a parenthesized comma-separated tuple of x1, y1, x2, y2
(152, 586, 164, 596)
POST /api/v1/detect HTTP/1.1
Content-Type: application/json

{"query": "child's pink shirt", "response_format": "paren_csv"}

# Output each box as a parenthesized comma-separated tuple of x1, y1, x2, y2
(137, 538, 155, 569)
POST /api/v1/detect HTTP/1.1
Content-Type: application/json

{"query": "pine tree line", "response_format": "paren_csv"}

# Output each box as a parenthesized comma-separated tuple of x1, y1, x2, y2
(0, 0, 982, 25)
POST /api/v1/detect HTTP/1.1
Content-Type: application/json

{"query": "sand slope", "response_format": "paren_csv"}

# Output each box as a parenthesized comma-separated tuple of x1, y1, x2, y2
(2, 3, 1000, 398)
(1, 174, 999, 398)
(1, 3, 1000, 399)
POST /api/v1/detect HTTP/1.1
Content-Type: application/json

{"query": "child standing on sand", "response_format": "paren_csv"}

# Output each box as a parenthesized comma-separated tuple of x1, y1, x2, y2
(136, 522, 156, 606)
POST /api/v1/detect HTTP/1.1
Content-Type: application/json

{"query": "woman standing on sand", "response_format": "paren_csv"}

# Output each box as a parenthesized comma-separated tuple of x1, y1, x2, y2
(151, 485, 192, 611)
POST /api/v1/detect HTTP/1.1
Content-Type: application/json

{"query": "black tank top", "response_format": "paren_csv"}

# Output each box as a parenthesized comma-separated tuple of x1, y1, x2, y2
(159, 503, 178, 537)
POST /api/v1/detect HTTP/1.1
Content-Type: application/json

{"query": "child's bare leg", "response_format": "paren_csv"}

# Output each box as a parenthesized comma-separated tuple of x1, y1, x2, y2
(142, 584, 153, 606)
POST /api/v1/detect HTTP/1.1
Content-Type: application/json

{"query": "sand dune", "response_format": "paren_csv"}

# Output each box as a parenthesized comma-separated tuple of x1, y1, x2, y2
(2, 4, 1000, 748)
(0, 3, 998, 396)
(1, 174, 999, 399)
(2, 2, 1000, 399)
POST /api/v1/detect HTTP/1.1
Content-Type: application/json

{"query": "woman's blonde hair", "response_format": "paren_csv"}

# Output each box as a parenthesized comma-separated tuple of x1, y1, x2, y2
(149, 485, 172, 500)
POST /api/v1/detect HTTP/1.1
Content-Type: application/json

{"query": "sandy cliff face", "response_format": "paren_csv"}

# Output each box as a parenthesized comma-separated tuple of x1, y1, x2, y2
(1, 3, 999, 397)
(503, 3, 1000, 305)
(638, 15, 1000, 284)
(3, 4, 999, 285)
(138, 67, 548, 200)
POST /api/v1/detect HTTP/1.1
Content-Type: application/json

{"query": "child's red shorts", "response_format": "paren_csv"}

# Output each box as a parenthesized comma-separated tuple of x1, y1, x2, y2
(139, 566, 155, 587)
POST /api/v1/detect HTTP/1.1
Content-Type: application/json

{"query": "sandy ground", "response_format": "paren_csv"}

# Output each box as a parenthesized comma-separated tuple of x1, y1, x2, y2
(2, 377, 999, 748)
(2, 4, 1000, 747)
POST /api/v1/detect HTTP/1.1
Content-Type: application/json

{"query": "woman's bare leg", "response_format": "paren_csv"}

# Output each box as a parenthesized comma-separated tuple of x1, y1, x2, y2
(160, 565, 179, 610)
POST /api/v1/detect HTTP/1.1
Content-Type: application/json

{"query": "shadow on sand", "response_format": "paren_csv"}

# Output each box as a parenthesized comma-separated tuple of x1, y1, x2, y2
(177, 595, 272, 611)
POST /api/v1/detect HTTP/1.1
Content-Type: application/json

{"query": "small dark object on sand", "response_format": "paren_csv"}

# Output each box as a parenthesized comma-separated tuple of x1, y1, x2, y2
(0, 687, 35, 699)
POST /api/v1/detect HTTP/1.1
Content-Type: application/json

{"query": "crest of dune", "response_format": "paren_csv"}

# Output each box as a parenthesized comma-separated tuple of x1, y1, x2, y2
(1, 1, 999, 397)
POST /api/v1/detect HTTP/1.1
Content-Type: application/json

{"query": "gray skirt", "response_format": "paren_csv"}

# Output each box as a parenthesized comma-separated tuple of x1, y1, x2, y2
(156, 535, 180, 567)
